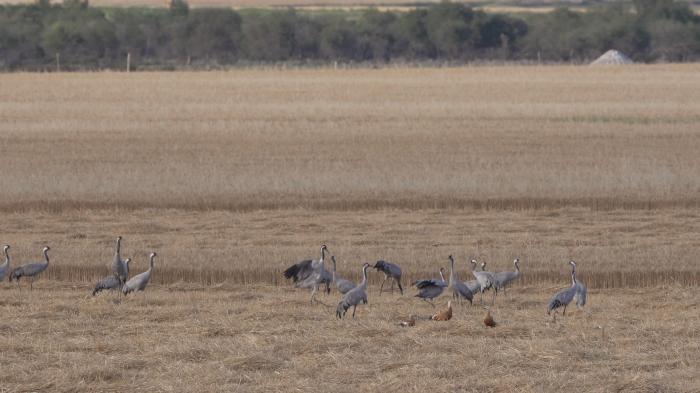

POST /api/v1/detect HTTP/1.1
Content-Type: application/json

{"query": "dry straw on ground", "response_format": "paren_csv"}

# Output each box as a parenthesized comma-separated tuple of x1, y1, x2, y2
(1, 65, 700, 391)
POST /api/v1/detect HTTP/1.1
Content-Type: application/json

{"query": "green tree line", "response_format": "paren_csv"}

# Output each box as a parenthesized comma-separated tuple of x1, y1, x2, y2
(0, 0, 699, 70)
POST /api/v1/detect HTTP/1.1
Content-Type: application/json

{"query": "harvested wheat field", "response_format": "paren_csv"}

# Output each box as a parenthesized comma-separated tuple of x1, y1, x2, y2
(1, 65, 700, 391)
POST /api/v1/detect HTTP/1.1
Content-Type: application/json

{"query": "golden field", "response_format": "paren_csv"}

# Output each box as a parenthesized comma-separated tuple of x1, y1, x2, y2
(1, 65, 700, 391)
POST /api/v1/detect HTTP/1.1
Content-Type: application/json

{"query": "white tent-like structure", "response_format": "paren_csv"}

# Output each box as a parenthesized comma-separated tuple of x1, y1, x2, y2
(590, 50, 634, 65)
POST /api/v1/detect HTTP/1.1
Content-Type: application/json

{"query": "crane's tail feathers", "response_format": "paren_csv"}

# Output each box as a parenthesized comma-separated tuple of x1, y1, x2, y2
(283, 265, 301, 281)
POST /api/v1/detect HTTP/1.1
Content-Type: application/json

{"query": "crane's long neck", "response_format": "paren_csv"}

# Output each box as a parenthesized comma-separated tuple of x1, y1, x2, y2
(439, 269, 445, 282)
(360, 265, 368, 289)
(571, 266, 577, 286)
(332, 259, 337, 281)
(449, 258, 456, 283)
(515, 261, 520, 273)
(149, 255, 155, 271)
(116, 238, 122, 259)
(2, 248, 8, 267)
(43, 249, 50, 265)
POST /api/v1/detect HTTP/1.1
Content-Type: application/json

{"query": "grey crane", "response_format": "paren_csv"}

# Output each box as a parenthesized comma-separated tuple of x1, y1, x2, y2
(331, 256, 357, 295)
(448, 255, 473, 305)
(9, 246, 51, 291)
(93, 258, 131, 296)
(473, 260, 497, 305)
(413, 267, 447, 307)
(283, 245, 330, 304)
(547, 261, 578, 317)
(122, 252, 156, 295)
(336, 262, 369, 319)
(463, 259, 482, 295)
(111, 236, 128, 286)
(572, 260, 587, 309)
(494, 258, 521, 295)
(0, 245, 10, 282)
(373, 259, 403, 295)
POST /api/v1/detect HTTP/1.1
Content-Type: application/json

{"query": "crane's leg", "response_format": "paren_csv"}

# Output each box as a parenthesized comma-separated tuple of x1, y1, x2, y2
(390, 278, 395, 293)
(30, 277, 34, 291)
(397, 279, 404, 295)
(310, 285, 318, 304)
(379, 276, 388, 294)
(563, 305, 567, 316)
(491, 289, 497, 306)
(16, 279, 21, 292)
(352, 305, 357, 318)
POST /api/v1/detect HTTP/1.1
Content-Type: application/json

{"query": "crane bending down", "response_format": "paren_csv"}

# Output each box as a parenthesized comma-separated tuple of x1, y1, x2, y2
(373, 260, 403, 295)
(547, 260, 579, 317)
(473, 261, 497, 305)
(494, 258, 521, 295)
(111, 236, 128, 286)
(9, 246, 51, 291)
(93, 258, 131, 296)
(413, 267, 447, 307)
(283, 245, 330, 304)
(0, 245, 10, 282)
(336, 262, 369, 319)
(331, 256, 356, 295)
(448, 255, 473, 305)
(123, 252, 156, 295)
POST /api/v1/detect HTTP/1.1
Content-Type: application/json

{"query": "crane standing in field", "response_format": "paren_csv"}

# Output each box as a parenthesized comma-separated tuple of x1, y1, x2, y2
(283, 245, 330, 304)
(473, 261, 497, 305)
(414, 267, 447, 307)
(93, 258, 131, 296)
(123, 252, 156, 296)
(494, 258, 521, 296)
(336, 262, 369, 319)
(9, 246, 51, 291)
(373, 259, 403, 295)
(547, 260, 579, 318)
(463, 259, 482, 295)
(0, 245, 10, 282)
(572, 261, 587, 309)
(331, 256, 356, 295)
(448, 255, 473, 305)
(112, 236, 128, 283)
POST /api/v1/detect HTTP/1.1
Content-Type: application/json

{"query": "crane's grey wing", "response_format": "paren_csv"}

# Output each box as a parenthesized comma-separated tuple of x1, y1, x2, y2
(387, 263, 402, 278)
(453, 281, 473, 301)
(93, 275, 120, 295)
(337, 278, 356, 294)
(463, 280, 481, 294)
(548, 287, 576, 312)
(414, 279, 442, 289)
(283, 259, 313, 282)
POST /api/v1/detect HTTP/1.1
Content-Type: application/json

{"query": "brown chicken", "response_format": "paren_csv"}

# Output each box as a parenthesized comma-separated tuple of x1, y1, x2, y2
(399, 315, 416, 327)
(483, 309, 496, 328)
(431, 300, 453, 321)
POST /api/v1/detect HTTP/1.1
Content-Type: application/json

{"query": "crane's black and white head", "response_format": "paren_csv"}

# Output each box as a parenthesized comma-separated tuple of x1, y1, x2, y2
(150, 252, 157, 259)
(481, 261, 487, 269)
(125, 258, 132, 266)
(448, 255, 454, 263)
(43, 246, 50, 253)
(362, 262, 370, 269)
(569, 260, 576, 268)
(321, 244, 328, 251)
(3, 245, 9, 252)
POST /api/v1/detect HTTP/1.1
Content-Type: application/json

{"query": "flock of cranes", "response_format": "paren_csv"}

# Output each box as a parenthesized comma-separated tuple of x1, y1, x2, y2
(0, 237, 157, 297)
(0, 239, 587, 322)
(284, 244, 587, 322)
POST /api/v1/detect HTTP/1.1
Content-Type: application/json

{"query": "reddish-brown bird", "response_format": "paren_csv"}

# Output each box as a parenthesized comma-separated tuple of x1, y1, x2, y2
(483, 308, 496, 328)
(431, 300, 453, 321)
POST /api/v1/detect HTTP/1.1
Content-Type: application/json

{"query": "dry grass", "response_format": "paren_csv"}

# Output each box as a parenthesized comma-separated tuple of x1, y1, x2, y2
(0, 282, 697, 392)
(3, 65, 700, 211)
(2, 64, 700, 391)
(2, 208, 700, 288)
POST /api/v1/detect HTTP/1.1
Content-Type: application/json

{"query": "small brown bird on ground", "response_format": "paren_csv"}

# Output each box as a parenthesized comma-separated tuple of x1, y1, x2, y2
(483, 308, 496, 328)
(431, 300, 453, 321)
(399, 315, 416, 327)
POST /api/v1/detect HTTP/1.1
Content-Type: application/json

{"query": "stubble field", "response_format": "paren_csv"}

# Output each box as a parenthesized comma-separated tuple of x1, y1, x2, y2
(1, 65, 699, 391)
